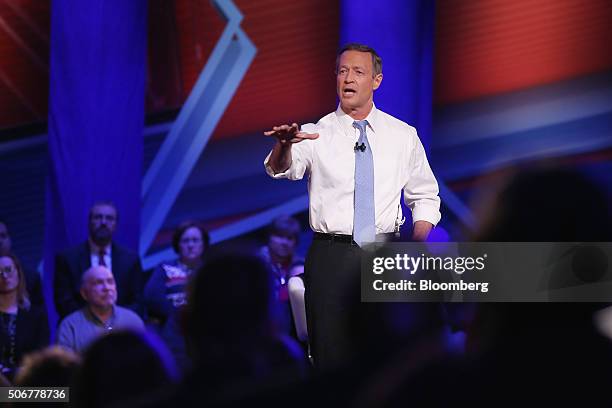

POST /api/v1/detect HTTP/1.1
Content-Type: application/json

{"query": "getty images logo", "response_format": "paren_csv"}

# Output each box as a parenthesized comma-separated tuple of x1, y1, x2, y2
(372, 253, 488, 275)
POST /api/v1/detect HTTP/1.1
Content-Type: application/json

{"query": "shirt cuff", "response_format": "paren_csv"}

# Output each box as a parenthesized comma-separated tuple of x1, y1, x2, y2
(412, 204, 441, 227)
(264, 150, 307, 180)
(264, 152, 291, 179)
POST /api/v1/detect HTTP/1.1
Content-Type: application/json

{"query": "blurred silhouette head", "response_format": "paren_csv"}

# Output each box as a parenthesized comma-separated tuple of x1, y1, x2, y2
(75, 330, 177, 408)
(183, 251, 275, 359)
(474, 167, 612, 241)
(468, 167, 612, 362)
(15, 346, 81, 387)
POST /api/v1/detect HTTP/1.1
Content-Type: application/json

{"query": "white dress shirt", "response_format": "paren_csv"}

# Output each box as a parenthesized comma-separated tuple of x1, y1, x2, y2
(89, 242, 112, 269)
(264, 104, 441, 235)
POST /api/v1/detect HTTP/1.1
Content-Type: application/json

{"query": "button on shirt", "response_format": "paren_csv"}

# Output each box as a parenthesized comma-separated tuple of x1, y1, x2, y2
(264, 105, 441, 235)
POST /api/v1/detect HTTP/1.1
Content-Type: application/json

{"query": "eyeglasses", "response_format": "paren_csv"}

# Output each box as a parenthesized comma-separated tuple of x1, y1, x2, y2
(0, 267, 16, 277)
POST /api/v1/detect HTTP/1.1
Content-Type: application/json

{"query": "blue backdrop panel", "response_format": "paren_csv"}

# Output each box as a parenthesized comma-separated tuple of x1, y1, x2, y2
(44, 0, 147, 326)
(339, 0, 434, 151)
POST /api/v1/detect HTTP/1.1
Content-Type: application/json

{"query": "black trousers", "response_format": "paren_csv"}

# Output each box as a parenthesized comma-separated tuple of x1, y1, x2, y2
(304, 239, 362, 370)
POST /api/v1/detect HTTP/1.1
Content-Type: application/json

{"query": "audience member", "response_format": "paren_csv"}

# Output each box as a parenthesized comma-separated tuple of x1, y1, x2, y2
(144, 220, 209, 370)
(14, 345, 80, 387)
(144, 252, 306, 406)
(13, 346, 80, 408)
(459, 167, 612, 404)
(259, 215, 305, 284)
(74, 330, 177, 408)
(258, 215, 305, 337)
(57, 266, 144, 353)
(0, 253, 49, 381)
(0, 219, 44, 306)
(54, 201, 144, 318)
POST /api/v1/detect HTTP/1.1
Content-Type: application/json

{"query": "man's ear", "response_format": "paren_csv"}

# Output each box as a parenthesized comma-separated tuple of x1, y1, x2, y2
(373, 73, 383, 91)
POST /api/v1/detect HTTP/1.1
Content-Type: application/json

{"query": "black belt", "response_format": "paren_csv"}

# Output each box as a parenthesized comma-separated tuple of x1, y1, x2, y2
(313, 232, 396, 245)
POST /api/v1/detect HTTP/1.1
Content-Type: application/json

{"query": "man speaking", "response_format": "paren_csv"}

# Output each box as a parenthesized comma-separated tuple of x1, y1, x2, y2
(264, 43, 441, 369)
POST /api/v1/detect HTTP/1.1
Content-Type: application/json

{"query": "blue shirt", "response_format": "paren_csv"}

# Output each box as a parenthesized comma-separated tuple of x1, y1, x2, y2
(57, 305, 144, 353)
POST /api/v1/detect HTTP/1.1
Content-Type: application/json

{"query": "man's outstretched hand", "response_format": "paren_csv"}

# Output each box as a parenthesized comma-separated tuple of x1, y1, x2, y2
(264, 123, 319, 145)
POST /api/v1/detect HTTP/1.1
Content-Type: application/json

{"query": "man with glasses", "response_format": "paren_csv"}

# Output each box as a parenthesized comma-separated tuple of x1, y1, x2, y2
(54, 201, 144, 318)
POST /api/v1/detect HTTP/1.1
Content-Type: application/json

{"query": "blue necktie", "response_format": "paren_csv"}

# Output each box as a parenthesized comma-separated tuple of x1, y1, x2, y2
(353, 120, 375, 247)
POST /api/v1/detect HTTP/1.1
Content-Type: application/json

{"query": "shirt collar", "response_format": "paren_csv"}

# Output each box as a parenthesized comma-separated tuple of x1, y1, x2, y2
(85, 305, 116, 329)
(89, 240, 111, 256)
(335, 103, 378, 135)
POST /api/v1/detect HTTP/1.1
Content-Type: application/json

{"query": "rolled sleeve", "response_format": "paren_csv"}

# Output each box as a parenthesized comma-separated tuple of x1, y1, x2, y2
(411, 201, 442, 226)
(403, 133, 442, 226)
(263, 150, 307, 180)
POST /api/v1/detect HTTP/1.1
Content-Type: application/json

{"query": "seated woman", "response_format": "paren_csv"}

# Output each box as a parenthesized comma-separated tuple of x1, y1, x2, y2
(144, 221, 209, 371)
(0, 253, 49, 381)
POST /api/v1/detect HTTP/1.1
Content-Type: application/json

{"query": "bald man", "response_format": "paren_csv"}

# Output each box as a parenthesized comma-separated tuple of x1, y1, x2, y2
(57, 266, 144, 353)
